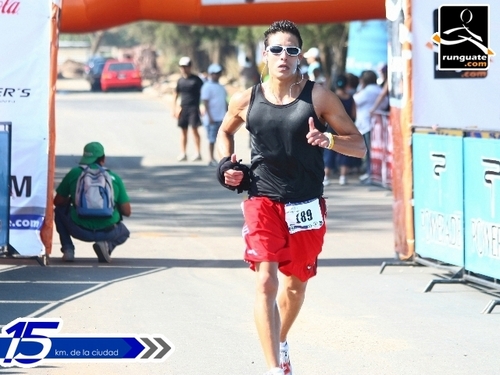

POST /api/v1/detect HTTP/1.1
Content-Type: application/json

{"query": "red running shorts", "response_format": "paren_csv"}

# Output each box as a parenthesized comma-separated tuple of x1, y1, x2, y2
(242, 196, 327, 282)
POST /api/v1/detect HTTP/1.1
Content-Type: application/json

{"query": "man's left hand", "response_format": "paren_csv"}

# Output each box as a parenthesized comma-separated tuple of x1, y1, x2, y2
(306, 117, 329, 148)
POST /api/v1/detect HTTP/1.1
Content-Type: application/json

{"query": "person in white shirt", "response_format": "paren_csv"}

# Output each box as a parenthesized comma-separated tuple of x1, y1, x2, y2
(303, 47, 326, 84)
(201, 63, 228, 166)
(353, 70, 387, 183)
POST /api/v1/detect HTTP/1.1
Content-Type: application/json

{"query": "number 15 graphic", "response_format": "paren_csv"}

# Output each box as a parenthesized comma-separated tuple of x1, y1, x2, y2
(2, 318, 62, 367)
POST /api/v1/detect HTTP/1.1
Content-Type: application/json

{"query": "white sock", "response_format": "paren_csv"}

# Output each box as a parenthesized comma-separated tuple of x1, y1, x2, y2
(268, 367, 284, 375)
(280, 341, 288, 349)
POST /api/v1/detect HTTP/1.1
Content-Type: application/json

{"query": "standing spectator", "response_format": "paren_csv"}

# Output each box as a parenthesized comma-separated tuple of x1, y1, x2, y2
(53, 142, 131, 263)
(353, 70, 384, 183)
(216, 20, 366, 375)
(303, 47, 325, 84)
(370, 64, 390, 116)
(331, 74, 358, 185)
(172, 56, 204, 162)
(201, 63, 228, 167)
(345, 72, 359, 96)
(344, 72, 362, 174)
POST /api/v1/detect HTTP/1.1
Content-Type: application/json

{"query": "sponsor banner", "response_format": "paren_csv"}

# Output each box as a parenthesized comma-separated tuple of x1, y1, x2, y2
(9, 141, 48, 256)
(413, 133, 465, 266)
(9, 215, 44, 231)
(412, 1, 499, 130)
(386, 0, 413, 258)
(464, 138, 500, 279)
(433, 5, 492, 72)
(0, 0, 52, 256)
(370, 112, 392, 189)
(0, 123, 11, 247)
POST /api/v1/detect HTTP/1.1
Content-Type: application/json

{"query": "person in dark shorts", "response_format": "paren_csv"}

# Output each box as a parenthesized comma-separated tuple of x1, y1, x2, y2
(215, 20, 366, 375)
(172, 56, 204, 161)
(331, 73, 360, 185)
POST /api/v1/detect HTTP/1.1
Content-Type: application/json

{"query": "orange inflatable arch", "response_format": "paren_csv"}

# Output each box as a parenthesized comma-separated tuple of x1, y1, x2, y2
(60, 0, 386, 33)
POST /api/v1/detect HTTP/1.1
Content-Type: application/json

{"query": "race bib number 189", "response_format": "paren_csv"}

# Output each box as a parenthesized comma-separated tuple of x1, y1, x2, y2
(284, 198, 323, 234)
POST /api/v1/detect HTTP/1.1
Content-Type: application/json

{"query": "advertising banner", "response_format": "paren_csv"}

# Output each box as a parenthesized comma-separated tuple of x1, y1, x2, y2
(370, 112, 392, 189)
(413, 133, 464, 266)
(0, 1, 52, 256)
(464, 138, 500, 279)
(0, 123, 11, 247)
(386, 0, 414, 258)
(412, 1, 499, 130)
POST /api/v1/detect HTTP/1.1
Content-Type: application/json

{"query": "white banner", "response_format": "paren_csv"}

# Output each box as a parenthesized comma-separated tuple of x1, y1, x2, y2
(412, 0, 499, 130)
(0, 0, 52, 256)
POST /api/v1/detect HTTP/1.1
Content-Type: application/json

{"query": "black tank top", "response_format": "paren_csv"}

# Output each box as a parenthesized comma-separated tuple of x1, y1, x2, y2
(246, 80, 327, 203)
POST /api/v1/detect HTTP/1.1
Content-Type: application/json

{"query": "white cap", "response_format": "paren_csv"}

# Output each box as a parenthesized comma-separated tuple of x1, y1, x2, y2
(207, 63, 222, 74)
(178, 56, 191, 66)
(303, 47, 320, 59)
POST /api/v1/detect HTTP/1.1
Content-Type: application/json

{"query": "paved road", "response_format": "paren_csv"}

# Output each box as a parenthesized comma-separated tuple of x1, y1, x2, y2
(0, 79, 499, 375)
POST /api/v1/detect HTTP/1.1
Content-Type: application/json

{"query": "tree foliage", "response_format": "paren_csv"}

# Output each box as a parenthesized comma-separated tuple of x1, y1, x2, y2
(60, 21, 349, 81)
(299, 23, 349, 79)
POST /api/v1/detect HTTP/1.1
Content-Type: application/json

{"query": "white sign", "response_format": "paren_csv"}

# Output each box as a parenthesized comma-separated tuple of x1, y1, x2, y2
(412, 0, 499, 130)
(0, 0, 52, 256)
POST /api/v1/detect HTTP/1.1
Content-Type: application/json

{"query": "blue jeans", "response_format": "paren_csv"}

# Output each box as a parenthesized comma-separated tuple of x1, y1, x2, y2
(54, 205, 130, 253)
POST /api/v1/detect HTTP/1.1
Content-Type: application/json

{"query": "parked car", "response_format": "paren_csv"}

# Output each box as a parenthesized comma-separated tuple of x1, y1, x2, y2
(84, 56, 109, 91)
(100, 60, 143, 92)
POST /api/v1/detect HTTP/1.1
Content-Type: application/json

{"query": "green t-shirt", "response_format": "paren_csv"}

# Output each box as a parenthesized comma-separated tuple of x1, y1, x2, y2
(56, 164, 130, 230)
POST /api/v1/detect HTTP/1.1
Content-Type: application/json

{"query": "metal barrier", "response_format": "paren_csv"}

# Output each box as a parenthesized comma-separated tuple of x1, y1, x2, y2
(380, 130, 500, 314)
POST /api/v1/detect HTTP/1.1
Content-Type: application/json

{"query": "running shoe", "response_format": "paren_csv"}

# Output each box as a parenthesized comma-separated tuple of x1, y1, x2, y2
(280, 341, 293, 375)
(339, 175, 346, 185)
(177, 153, 187, 161)
(93, 241, 111, 263)
(191, 154, 202, 161)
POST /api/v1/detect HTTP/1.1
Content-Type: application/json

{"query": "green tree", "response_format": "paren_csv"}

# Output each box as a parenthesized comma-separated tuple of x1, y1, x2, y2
(236, 26, 267, 64)
(60, 21, 349, 81)
(300, 23, 350, 84)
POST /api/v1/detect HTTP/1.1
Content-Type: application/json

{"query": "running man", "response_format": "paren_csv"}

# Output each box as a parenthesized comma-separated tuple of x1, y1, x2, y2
(216, 20, 366, 375)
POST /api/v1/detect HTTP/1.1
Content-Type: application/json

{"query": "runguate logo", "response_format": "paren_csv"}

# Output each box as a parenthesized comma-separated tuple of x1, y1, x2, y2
(432, 5, 495, 71)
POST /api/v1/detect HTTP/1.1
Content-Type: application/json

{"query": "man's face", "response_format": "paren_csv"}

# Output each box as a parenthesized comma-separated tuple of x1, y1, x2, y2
(264, 32, 302, 79)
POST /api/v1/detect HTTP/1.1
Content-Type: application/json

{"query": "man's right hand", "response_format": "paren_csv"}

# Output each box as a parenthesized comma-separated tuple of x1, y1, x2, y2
(223, 154, 244, 187)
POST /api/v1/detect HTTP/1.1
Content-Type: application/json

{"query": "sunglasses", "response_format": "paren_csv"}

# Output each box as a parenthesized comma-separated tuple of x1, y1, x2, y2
(266, 45, 301, 57)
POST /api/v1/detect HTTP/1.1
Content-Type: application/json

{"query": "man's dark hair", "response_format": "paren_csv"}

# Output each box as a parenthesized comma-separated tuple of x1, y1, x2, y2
(335, 74, 348, 89)
(263, 20, 303, 49)
(360, 70, 378, 86)
(346, 73, 359, 89)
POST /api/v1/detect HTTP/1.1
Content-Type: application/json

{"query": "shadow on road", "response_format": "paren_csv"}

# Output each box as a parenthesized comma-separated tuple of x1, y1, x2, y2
(54, 155, 394, 235)
(0, 154, 394, 326)
(0, 255, 393, 326)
